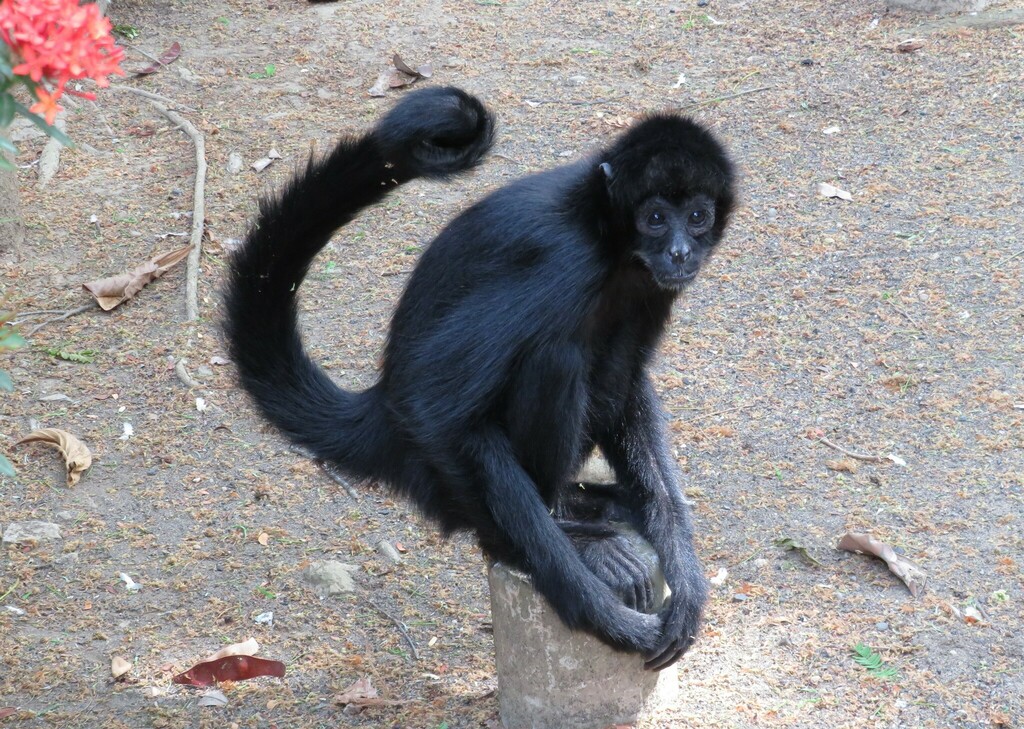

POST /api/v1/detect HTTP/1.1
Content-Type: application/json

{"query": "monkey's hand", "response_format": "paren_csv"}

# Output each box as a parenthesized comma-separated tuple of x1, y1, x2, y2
(574, 533, 658, 613)
(644, 552, 708, 671)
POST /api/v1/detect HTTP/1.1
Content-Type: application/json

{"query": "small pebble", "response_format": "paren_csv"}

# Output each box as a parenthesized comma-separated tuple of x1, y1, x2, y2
(732, 593, 748, 602)
(875, 621, 889, 631)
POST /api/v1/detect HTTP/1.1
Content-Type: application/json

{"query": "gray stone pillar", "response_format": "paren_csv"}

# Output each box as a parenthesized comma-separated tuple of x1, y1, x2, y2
(488, 542, 678, 729)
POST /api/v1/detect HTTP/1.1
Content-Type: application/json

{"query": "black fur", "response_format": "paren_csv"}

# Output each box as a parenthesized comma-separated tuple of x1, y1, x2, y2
(224, 87, 735, 669)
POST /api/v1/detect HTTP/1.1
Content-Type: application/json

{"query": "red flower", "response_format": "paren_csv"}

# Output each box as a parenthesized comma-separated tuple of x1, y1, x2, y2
(0, 0, 124, 124)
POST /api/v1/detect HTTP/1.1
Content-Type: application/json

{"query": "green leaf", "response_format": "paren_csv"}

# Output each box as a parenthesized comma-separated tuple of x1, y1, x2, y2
(0, 155, 14, 172)
(0, 135, 17, 155)
(12, 101, 75, 147)
(0, 330, 26, 350)
(0, 453, 14, 478)
(0, 369, 12, 391)
(0, 93, 13, 127)
(44, 347, 95, 363)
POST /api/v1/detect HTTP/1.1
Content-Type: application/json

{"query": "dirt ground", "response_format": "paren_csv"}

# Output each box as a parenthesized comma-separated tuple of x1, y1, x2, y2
(1, 0, 1022, 727)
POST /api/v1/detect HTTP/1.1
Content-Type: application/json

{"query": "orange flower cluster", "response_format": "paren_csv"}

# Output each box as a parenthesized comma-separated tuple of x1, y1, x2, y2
(0, 0, 124, 124)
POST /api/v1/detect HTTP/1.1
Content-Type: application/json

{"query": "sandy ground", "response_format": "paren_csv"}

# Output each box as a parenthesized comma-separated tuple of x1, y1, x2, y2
(1, 1, 1022, 727)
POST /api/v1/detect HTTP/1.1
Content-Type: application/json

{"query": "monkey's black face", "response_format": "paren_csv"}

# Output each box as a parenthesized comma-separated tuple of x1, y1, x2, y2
(633, 194, 718, 291)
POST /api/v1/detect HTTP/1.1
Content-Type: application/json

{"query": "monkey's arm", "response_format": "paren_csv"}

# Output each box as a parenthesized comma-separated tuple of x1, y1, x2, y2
(597, 375, 709, 670)
(466, 425, 663, 653)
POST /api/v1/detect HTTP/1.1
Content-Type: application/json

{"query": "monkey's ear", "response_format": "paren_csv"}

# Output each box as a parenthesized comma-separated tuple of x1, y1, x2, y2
(599, 162, 614, 181)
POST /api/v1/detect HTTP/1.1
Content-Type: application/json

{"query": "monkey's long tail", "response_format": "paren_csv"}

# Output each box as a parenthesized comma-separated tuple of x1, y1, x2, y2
(223, 87, 495, 478)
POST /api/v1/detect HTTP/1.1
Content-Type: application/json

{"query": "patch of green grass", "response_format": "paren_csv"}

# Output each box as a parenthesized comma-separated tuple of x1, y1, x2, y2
(249, 64, 277, 80)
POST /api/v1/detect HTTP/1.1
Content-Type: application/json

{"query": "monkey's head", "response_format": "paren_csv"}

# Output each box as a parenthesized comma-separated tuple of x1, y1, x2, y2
(599, 115, 735, 292)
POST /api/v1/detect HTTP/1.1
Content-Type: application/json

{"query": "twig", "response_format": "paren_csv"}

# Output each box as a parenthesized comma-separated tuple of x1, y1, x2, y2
(319, 460, 361, 500)
(993, 248, 1024, 271)
(110, 85, 198, 113)
(25, 304, 92, 336)
(816, 436, 887, 463)
(681, 86, 773, 111)
(886, 299, 922, 329)
(132, 95, 207, 320)
(688, 403, 753, 424)
(10, 309, 70, 321)
(524, 97, 623, 106)
(365, 598, 420, 661)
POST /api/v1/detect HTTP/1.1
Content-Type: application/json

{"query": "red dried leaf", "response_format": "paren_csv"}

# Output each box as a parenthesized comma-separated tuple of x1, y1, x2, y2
(171, 655, 285, 687)
(135, 42, 182, 76)
(0, 708, 17, 720)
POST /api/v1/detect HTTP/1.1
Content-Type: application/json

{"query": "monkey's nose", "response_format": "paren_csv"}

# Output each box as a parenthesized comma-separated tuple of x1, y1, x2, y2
(670, 247, 690, 265)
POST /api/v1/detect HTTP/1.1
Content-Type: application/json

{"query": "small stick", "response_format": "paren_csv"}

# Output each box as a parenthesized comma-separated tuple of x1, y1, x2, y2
(365, 598, 420, 661)
(688, 403, 753, 424)
(681, 86, 773, 111)
(110, 85, 198, 113)
(993, 248, 1024, 271)
(131, 95, 207, 320)
(816, 436, 887, 463)
(886, 299, 922, 329)
(24, 304, 92, 336)
(319, 460, 361, 500)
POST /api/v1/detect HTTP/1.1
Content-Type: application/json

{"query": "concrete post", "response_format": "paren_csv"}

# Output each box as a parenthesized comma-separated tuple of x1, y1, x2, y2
(488, 532, 678, 729)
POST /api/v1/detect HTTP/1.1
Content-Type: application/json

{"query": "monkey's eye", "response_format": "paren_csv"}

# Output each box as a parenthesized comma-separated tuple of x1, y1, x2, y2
(689, 210, 707, 226)
(647, 211, 667, 228)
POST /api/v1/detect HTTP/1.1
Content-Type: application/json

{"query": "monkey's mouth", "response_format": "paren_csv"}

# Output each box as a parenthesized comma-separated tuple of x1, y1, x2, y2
(655, 270, 699, 291)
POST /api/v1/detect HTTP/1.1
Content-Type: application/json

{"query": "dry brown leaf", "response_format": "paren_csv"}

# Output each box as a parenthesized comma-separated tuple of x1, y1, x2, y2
(826, 458, 858, 473)
(896, 38, 925, 53)
(82, 244, 193, 311)
(336, 676, 377, 705)
(204, 638, 259, 663)
(838, 532, 927, 597)
(111, 656, 132, 679)
(16, 428, 93, 486)
(335, 676, 412, 711)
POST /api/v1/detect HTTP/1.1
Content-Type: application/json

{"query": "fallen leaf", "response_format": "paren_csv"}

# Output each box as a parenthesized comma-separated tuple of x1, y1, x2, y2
(335, 675, 411, 711)
(16, 428, 92, 487)
(0, 708, 16, 720)
(774, 537, 823, 567)
(337, 676, 377, 705)
(838, 532, 926, 597)
(816, 182, 853, 201)
(134, 42, 182, 75)
(83, 244, 193, 311)
(896, 38, 925, 53)
(171, 655, 285, 687)
(198, 689, 229, 707)
(204, 638, 260, 663)
(963, 606, 983, 624)
(826, 458, 858, 473)
(392, 54, 433, 79)
(111, 656, 132, 679)
(257, 532, 270, 546)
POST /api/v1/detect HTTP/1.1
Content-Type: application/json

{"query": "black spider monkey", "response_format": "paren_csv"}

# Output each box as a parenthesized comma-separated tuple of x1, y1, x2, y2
(224, 87, 735, 670)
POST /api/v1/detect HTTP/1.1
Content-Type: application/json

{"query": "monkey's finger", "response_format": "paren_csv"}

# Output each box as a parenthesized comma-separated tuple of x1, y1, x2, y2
(644, 633, 694, 671)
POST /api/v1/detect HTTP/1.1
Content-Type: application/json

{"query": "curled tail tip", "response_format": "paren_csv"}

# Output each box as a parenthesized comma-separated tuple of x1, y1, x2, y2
(374, 86, 495, 178)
